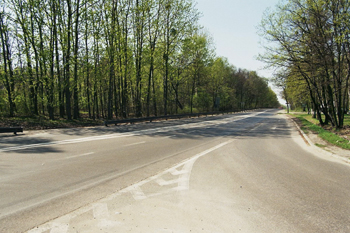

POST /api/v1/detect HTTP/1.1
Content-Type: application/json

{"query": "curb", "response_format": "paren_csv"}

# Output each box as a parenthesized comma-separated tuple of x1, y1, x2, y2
(287, 115, 350, 165)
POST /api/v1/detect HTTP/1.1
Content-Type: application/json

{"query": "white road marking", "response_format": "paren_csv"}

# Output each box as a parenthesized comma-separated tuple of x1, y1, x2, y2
(127, 185, 147, 200)
(0, 133, 135, 152)
(177, 160, 196, 191)
(4, 139, 225, 220)
(26, 139, 235, 233)
(124, 141, 146, 147)
(93, 203, 122, 229)
(27, 216, 71, 233)
(156, 177, 181, 186)
(121, 139, 235, 199)
(65, 152, 95, 159)
(28, 133, 49, 137)
(1, 112, 262, 153)
(169, 168, 187, 175)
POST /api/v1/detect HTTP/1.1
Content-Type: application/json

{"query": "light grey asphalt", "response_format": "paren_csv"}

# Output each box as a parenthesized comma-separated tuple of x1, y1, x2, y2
(1, 110, 350, 232)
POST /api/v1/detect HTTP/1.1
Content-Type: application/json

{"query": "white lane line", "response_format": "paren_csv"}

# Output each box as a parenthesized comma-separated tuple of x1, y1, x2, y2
(0, 133, 135, 153)
(170, 168, 187, 175)
(156, 177, 180, 186)
(124, 141, 146, 147)
(28, 133, 49, 137)
(0, 152, 95, 181)
(176, 160, 196, 191)
(5, 139, 224, 221)
(121, 139, 235, 200)
(26, 139, 235, 233)
(1, 112, 261, 153)
(65, 152, 95, 160)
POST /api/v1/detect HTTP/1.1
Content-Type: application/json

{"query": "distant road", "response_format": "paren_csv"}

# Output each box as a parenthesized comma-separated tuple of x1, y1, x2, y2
(1, 109, 349, 232)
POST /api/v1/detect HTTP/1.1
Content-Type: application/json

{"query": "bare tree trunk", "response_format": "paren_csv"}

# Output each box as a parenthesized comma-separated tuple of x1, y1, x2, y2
(0, 13, 14, 116)
(84, 2, 91, 119)
(65, 0, 72, 120)
(73, 0, 80, 119)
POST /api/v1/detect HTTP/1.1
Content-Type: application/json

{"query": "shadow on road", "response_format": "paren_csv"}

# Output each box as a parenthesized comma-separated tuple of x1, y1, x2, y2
(0, 110, 290, 154)
(0, 137, 63, 154)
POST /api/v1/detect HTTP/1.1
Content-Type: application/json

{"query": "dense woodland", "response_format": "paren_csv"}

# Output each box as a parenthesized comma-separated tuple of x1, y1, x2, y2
(260, 0, 350, 129)
(0, 0, 279, 121)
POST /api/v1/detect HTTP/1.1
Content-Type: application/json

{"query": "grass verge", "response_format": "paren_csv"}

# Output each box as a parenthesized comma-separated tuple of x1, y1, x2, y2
(295, 114, 350, 150)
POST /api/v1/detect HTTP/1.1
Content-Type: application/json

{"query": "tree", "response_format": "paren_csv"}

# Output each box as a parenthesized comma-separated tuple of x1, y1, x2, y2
(145, 0, 162, 116)
(73, 0, 81, 119)
(160, 0, 199, 115)
(0, 9, 14, 116)
(0, 0, 279, 120)
(259, 0, 350, 128)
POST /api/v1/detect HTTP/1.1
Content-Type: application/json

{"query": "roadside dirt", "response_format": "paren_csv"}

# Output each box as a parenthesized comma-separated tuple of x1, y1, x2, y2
(288, 114, 350, 162)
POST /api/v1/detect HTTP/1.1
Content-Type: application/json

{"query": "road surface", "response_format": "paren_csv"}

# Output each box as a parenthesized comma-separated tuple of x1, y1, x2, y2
(0, 109, 349, 232)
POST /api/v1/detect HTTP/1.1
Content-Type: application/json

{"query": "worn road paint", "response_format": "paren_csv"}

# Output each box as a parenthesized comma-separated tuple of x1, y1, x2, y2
(65, 152, 95, 160)
(124, 141, 146, 147)
(26, 139, 234, 233)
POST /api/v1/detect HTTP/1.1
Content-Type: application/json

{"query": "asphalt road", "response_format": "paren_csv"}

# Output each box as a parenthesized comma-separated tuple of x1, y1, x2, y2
(1, 109, 350, 232)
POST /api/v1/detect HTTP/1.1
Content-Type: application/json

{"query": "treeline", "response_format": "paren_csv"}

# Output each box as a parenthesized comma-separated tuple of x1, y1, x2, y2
(260, 0, 350, 129)
(0, 0, 279, 120)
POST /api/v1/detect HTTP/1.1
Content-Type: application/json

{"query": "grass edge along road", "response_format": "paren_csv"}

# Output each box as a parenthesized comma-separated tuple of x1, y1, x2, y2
(291, 113, 350, 150)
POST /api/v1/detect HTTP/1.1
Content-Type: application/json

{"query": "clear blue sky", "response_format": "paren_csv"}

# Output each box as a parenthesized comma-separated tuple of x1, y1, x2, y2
(195, 0, 280, 79)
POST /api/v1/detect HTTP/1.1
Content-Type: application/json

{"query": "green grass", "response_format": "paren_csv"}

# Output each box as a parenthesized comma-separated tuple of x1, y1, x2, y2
(315, 143, 327, 148)
(295, 115, 350, 150)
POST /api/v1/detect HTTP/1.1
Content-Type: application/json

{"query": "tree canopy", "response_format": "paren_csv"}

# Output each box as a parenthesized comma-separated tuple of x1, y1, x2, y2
(0, 0, 279, 120)
(259, 0, 350, 129)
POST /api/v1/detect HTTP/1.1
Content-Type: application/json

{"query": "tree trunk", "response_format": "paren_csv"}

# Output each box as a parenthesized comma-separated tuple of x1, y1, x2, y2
(0, 14, 14, 116)
(73, 0, 81, 119)
(65, 0, 72, 120)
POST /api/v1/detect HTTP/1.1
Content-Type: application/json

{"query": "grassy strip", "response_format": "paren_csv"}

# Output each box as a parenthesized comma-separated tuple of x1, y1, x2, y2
(296, 115, 350, 150)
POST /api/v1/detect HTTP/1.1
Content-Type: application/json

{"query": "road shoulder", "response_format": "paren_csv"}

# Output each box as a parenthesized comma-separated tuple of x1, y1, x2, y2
(286, 113, 350, 164)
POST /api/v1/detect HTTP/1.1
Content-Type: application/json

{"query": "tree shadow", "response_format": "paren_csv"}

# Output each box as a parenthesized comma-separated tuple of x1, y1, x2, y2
(0, 136, 63, 154)
(0, 110, 291, 154)
(121, 111, 293, 140)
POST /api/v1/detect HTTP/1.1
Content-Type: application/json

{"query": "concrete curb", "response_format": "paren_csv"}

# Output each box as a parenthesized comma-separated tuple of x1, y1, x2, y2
(287, 114, 350, 165)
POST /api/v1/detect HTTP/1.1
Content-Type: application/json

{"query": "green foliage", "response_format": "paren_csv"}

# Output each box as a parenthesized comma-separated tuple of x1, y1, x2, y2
(178, 106, 199, 114)
(296, 115, 350, 150)
(0, 115, 104, 129)
(0, 0, 280, 121)
(194, 91, 211, 111)
(260, 0, 350, 128)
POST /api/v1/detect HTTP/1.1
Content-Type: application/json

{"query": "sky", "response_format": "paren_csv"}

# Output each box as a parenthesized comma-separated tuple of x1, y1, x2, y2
(195, 0, 282, 98)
